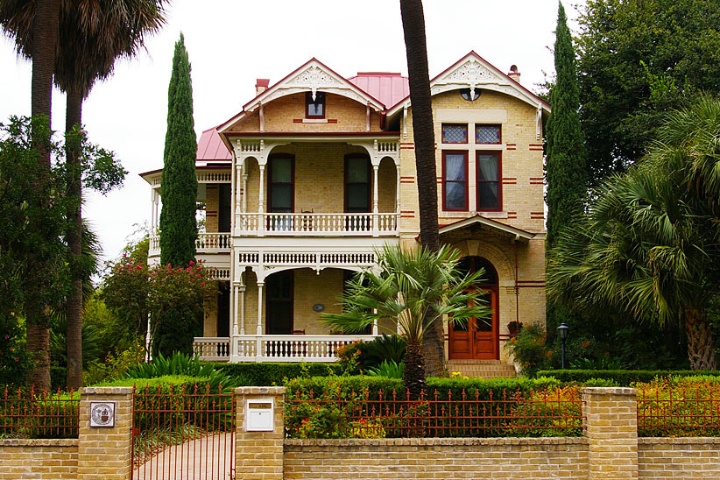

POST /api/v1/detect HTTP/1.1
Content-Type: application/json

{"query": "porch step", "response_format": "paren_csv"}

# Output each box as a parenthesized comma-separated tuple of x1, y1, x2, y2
(446, 360, 516, 379)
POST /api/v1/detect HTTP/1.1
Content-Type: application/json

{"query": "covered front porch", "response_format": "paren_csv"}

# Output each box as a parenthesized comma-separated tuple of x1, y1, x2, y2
(193, 333, 379, 362)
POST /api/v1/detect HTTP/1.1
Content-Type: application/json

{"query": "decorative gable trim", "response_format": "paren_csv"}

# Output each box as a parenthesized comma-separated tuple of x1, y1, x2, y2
(439, 214, 535, 243)
(218, 59, 386, 134)
(387, 52, 550, 120)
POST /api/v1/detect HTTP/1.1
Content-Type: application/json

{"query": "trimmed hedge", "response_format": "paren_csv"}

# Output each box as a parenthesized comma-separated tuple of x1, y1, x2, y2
(215, 362, 342, 386)
(536, 369, 720, 385)
(285, 375, 562, 401)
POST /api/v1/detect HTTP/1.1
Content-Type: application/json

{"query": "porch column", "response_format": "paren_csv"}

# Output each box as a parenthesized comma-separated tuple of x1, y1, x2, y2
(256, 281, 264, 336)
(236, 282, 245, 335)
(372, 163, 380, 236)
(258, 164, 266, 236)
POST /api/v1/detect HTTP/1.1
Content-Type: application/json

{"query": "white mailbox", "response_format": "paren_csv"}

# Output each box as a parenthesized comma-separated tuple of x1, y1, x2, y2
(246, 398, 275, 432)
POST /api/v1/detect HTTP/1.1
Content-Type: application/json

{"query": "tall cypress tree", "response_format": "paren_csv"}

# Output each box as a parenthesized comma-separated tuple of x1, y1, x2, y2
(545, 1, 587, 249)
(160, 33, 198, 268)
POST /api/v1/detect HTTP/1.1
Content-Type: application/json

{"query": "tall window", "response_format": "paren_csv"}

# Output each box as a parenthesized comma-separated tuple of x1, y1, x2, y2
(443, 151, 468, 211)
(268, 155, 294, 213)
(306, 91, 325, 118)
(477, 152, 501, 211)
(345, 155, 371, 213)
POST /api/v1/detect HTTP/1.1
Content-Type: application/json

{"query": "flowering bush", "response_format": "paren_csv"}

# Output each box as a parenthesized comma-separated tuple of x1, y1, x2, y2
(102, 257, 217, 357)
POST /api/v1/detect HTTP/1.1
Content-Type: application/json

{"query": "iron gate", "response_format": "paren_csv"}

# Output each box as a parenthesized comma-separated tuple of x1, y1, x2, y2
(132, 384, 235, 479)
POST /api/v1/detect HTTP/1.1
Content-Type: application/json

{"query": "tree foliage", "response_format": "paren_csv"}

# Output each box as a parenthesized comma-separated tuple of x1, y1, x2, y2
(576, 0, 720, 185)
(159, 33, 198, 268)
(545, 1, 588, 249)
(548, 96, 720, 370)
(0, 116, 124, 387)
(322, 245, 491, 398)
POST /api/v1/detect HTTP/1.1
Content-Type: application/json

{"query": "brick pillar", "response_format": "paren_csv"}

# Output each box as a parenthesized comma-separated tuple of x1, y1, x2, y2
(235, 386, 286, 480)
(583, 387, 638, 480)
(77, 387, 134, 480)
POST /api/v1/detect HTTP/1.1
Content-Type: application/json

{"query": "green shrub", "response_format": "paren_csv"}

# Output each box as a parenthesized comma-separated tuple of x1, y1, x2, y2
(284, 375, 568, 438)
(366, 360, 404, 379)
(504, 323, 550, 376)
(215, 362, 341, 385)
(535, 369, 720, 386)
(125, 352, 245, 391)
(336, 335, 406, 374)
(636, 377, 720, 437)
(0, 389, 79, 439)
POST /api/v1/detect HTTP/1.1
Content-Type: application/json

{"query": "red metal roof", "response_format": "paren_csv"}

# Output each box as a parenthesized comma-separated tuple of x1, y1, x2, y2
(197, 127, 231, 162)
(348, 72, 409, 109)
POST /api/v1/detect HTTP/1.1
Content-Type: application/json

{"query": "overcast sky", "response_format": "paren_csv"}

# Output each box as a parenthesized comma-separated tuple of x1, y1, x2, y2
(0, 0, 584, 266)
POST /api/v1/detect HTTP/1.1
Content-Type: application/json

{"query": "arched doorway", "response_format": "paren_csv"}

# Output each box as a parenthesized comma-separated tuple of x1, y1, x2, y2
(448, 257, 499, 360)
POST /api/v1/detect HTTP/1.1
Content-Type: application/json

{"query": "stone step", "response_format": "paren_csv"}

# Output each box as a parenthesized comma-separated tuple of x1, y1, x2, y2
(446, 360, 516, 379)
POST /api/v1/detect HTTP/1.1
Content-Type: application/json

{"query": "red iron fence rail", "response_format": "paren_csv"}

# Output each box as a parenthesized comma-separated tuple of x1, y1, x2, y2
(0, 386, 79, 439)
(637, 386, 720, 437)
(132, 384, 236, 480)
(286, 387, 585, 439)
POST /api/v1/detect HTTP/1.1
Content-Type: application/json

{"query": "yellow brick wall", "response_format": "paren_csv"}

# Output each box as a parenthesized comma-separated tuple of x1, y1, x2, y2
(0, 440, 78, 480)
(235, 387, 286, 480)
(77, 387, 134, 480)
(285, 438, 589, 479)
(228, 92, 384, 133)
(205, 184, 219, 233)
(639, 438, 720, 479)
(400, 89, 545, 235)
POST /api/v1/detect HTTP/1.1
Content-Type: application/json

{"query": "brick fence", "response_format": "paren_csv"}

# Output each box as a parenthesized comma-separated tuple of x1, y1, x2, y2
(1, 386, 720, 479)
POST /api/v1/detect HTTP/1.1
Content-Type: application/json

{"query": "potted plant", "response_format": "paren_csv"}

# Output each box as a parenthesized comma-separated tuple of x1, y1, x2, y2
(507, 321, 523, 338)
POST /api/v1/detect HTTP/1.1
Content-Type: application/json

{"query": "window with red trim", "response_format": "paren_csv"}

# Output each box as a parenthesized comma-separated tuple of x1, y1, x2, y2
(442, 151, 468, 211)
(477, 152, 501, 211)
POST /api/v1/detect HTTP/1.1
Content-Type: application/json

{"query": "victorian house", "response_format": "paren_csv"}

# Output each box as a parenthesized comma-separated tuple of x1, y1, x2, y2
(141, 51, 549, 376)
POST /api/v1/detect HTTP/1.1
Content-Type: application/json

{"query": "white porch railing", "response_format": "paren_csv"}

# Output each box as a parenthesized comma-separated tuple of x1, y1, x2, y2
(149, 233, 232, 257)
(237, 213, 398, 236)
(193, 335, 378, 363)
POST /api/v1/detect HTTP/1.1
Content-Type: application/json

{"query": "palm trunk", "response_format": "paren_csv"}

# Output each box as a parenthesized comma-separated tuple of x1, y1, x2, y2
(684, 308, 718, 370)
(25, 0, 61, 392)
(25, 303, 52, 390)
(403, 340, 426, 400)
(65, 88, 84, 389)
(399, 0, 444, 377)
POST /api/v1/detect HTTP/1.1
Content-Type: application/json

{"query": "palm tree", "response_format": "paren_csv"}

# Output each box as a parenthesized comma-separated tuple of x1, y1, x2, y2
(399, 0, 444, 376)
(1, 0, 167, 389)
(1, 0, 62, 390)
(55, 0, 167, 389)
(548, 97, 720, 369)
(323, 245, 491, 398)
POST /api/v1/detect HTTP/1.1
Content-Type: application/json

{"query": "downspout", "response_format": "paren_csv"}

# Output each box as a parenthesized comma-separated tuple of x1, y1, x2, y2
(514, 236, 520, 325)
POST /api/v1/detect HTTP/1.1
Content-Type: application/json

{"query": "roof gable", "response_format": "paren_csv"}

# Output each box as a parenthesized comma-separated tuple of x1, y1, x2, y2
(218, 58, 386, 133)
(387, 51, 550, 117)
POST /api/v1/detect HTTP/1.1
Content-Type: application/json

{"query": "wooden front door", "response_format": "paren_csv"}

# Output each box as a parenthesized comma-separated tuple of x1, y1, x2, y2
(449, 257, 499, 360)
(266, 270, 294, 334)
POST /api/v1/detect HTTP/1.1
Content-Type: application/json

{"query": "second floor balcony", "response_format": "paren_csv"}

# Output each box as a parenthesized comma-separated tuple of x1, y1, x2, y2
(237, 211, 398, 237)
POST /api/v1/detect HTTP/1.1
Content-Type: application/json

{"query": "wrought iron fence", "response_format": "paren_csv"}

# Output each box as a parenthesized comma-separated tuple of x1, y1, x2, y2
(285, 386, 584, 439)
(637, 385, 720, 437)
(0, 386, 79, 439)
(132, 384, 236, 480)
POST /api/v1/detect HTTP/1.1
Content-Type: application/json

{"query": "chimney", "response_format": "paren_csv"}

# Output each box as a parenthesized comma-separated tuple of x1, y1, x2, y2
(508, 65, 521, 83)
(255, 78, 270, 96)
